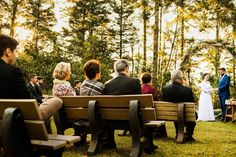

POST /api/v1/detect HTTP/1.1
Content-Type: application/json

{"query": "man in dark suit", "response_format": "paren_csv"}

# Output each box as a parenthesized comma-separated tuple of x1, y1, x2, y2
(218, 67, 230, 121)
(103, 59, 142, 147)
(162, 70, 196, 141)
(35, 76, 44, 97)
(104, 59, 141, 95)
(28, 74, 44, 103)
(0, 34, 62, 122)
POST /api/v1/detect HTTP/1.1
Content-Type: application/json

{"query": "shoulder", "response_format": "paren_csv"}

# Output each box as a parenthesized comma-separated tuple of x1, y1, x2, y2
(96, 81, 104, 88)
(127, 77, 140, 84)
(226, 74, 230, 78)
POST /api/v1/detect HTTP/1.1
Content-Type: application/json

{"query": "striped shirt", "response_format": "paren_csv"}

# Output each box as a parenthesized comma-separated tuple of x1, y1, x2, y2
(80, 80, 103, 96)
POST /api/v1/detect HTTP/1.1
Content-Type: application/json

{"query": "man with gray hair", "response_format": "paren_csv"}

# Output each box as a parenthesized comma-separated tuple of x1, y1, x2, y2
(162, 69, 196, 141)
(102, 59, 142, 148)
(104, 59, 141, 95)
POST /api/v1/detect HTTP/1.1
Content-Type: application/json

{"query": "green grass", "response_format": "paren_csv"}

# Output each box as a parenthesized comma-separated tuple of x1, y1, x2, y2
(60, 121, 236, 157)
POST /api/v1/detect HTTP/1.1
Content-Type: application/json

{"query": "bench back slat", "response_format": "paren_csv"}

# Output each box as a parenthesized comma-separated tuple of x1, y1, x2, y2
(0, 99, 48, 140)
(0, 99, 42, 120)
(154, 101, 196, 121)
(60, 94, 154, 108)
(64, 108, 88, 120)
(60, 95, 156, 121)
(25, 120, 48, 140)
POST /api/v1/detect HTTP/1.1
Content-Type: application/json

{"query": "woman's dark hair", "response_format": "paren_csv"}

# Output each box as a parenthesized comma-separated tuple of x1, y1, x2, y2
(141, 72, 152, 84)
(83, 60, 101, 79)
(0, 34, 19, 57)
(202, 73, 209, 80)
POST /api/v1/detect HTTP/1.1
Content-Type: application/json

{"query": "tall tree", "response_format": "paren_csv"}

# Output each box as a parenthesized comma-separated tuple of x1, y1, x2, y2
(109, 0, 136, 58)
(17, 0, 58, 91)
(141, 0, 149, 69)
(0, 0, 24, 36)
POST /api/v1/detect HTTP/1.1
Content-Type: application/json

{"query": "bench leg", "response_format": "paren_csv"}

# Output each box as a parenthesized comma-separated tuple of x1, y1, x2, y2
(2, 107, 35, 157)
(176, 103, 185, 143)
(53, 108, 68, 135)
(73, 121, 89, 146)
(143, 127, 158, 154)
(129, 100, 143, 157)
(154, 124, 167, 138)
(43, 147, 64, 157)
(87, 100, 103, 155)
(175, 122, 185, 143)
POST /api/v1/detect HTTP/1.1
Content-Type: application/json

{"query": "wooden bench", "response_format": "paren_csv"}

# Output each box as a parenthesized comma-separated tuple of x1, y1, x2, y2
(154, 101, 196, 143)
(225, 99, 236, 122)
(60, 94, 166, 157)
(0, 99, 80, 157)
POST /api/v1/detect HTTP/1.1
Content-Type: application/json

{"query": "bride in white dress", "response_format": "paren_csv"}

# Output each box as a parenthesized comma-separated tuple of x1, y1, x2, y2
(198, 73, 215, 121)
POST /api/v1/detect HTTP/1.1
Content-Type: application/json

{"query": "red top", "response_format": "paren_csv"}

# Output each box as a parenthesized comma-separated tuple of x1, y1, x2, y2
(141, 84, 158, 100)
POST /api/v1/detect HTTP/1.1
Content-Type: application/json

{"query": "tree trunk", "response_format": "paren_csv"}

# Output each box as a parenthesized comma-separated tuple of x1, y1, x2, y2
(152, 0, 159, 86)
(142, 0, 147, 70)
(158, 0, 162, 75)
(119, 0, 123, 58)
(10, 1, 19, 37)
(215, 11, 220, 81)
(180, 0, 184, 58)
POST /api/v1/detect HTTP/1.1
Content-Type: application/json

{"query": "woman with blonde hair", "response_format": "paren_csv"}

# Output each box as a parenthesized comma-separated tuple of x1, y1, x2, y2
(52, 62, 75, 134)
(52, 62, 76, 96)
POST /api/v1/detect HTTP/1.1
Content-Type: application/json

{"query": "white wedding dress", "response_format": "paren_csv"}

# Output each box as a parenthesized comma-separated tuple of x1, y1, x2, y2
(197, 81, 215, 121)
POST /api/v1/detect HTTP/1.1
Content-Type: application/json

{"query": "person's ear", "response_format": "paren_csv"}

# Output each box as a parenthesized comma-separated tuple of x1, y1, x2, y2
(5, 48, 12, 57)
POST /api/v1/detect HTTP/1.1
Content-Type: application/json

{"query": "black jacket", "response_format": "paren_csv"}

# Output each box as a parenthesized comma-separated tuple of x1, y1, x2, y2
(0, 59, 31, 99)
(104, 73, 141, 95)
(162, 81, 194, 103)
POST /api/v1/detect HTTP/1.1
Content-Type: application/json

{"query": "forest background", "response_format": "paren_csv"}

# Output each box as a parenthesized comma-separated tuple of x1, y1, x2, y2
(1, 0, 236, 108)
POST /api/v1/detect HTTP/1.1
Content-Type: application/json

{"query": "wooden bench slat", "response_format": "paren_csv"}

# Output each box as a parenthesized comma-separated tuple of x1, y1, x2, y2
(31, 140, 66, 150)
(142, 108, 157, 120)
(48, 134, 81, 144)
(24, 120, 48, 140)
(100, 109, 129, 120)
(0, 99, 42, 120)
(145, 121, 166, 127)
(60, 94, 154, 108)
(64, 108, 88, 120)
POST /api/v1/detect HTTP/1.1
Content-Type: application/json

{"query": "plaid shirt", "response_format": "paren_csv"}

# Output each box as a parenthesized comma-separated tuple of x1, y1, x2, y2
(80, 80, 103, 96)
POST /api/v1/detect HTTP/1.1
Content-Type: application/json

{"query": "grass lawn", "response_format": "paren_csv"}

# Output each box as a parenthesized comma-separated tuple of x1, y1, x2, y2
(61, 121, 236, 157)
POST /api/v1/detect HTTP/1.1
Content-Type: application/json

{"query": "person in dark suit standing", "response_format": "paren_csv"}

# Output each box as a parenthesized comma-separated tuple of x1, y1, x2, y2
(162, 70, 196, 141)
(218, 67, 230, 121)
(104, 59, 141, 95)
(0, 34, 62, 125)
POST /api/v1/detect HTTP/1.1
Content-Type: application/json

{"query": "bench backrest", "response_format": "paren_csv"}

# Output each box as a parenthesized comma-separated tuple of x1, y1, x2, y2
(154, 101, 196, 121)
(60, 94, 156, 121)
(0, 99, 48, 140)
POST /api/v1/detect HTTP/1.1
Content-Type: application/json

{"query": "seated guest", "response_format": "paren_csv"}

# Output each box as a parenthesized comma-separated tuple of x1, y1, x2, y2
(162, 70, 196, 141)
(103, 59, 142, 147)
(74, 60, 103, 145)
(141, 72, 158, 100)
(80, 59, 103, 95)
(52, 62, 76, 96)
(52, 62, 76, 134)
(73, 80, 81, 95)
(0, 34, 62, 121)
(104, 59, 141, 95)
(28, 74, 44, 103)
